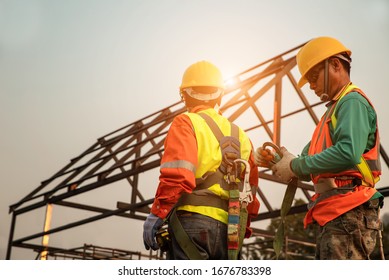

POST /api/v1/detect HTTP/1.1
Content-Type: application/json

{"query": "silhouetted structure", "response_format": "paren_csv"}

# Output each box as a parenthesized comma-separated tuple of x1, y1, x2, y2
(7, 42, 389, 260)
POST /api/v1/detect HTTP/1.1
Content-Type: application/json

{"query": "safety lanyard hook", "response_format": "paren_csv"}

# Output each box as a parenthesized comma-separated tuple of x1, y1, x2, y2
(233, 159, 253, 204)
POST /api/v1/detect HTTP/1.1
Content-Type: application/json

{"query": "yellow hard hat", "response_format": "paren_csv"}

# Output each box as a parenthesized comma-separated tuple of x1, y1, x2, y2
(180, 60, 225, 91)
(296, 36, 351, 88)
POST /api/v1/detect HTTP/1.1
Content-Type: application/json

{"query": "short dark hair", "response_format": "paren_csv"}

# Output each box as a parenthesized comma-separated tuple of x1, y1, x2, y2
(331, 52, 351, 75)
(182, 92, 221, 109)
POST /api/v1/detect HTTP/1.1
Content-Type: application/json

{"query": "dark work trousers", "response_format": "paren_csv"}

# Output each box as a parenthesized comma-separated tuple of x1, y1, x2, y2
(167, 211, 228, 260)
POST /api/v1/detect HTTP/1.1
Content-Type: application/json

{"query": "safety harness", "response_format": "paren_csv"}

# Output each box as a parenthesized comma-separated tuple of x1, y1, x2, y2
(307, 84, 380, 210)
(168, 112, 252, 260)
(330, 84, 379, 187)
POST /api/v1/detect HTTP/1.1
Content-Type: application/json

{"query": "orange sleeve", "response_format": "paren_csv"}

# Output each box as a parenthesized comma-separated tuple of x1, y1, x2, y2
(151, 114, 198, 219)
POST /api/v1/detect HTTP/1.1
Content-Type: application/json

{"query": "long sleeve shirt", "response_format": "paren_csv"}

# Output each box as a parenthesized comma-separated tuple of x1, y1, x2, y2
(291, 91, 378, 180)
(151, 105, 260, 233)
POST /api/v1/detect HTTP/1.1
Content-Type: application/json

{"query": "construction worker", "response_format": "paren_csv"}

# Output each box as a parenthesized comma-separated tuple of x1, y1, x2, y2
(255, 36, 383, 260)
(143, 60, 260, 259)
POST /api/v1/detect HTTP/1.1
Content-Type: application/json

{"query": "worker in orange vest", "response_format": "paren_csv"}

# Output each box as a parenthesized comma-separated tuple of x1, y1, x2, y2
(143, 61, 260, 259)
(255, 36, 383, 259)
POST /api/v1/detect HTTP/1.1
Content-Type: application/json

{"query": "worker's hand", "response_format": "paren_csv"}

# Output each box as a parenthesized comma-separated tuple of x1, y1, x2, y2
(254, 147, 279, 167)
(271, 147, 297, 183)
(143, 213, 164, 250)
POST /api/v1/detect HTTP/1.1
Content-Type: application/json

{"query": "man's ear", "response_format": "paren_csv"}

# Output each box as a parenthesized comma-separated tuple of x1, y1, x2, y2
(330, 57, 342, 71)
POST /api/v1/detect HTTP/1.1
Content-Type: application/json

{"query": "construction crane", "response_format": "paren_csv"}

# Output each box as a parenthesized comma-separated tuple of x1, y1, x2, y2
(7, 42, 389, 260)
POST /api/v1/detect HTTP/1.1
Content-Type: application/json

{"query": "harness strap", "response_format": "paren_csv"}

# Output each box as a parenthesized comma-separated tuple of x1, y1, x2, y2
(198, 112, 241, 175)
(331, 84, 377, 187)
(168, 208, 204, 259)
(195, 169, 229, 191)
(308, 182, 356, 210)
(198, 113, 245, 260)
(198, 112, 239, 144)
(227, 186, 241, 260)
(177, 191, 228, 210)
(198, 112, 225, 140)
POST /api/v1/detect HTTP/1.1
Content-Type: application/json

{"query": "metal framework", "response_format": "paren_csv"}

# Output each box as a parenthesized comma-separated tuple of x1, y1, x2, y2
(34, 244, 150, 260)
(7, 42, 389, 260)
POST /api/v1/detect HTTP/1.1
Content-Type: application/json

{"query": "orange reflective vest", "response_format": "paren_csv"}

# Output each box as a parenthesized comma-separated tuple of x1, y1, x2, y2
(304, 84, 381, 227)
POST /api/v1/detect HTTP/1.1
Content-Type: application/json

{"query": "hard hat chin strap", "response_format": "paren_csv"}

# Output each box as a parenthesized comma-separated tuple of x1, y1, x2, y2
(320, 59, 330, 102)
(181, 92, 221, 111)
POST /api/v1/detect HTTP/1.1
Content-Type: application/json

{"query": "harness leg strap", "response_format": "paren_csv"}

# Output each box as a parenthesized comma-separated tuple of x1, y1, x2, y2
(168, 208, 204, 260)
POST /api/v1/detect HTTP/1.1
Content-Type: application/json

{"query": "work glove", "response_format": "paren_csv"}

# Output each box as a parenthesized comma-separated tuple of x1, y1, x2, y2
(254, 147, 281, 167)
(271, 147, 297, 183)
(143, 213, 164, 250)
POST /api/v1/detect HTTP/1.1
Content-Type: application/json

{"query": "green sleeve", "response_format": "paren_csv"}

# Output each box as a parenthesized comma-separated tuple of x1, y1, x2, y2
(292, 142, 311, 181)
(291, 92, 377, 179)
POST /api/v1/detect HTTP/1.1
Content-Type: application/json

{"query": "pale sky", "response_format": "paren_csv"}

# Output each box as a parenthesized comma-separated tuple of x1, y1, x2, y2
(1, 0, 389, 259)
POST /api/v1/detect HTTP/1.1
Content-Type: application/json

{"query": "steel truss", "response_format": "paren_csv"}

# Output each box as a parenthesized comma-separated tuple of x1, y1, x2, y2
(7, 42, 389, 259)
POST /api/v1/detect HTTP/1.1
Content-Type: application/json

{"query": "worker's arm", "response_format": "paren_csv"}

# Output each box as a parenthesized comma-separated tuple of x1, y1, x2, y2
(291, 93, 376, 177)
(150, 114, 198, 219)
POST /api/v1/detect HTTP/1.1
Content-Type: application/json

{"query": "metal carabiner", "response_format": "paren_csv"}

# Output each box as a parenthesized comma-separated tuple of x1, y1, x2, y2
(261, 142, 283, 166)
(234, 159, 253, 204)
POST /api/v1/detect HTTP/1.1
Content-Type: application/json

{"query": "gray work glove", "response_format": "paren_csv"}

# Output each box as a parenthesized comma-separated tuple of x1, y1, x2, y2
(271, 147, 296, 183)
(143, 213, 164, 250)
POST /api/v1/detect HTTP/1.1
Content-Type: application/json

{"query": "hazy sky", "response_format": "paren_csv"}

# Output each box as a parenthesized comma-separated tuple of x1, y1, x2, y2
(1, 0, 389, 259)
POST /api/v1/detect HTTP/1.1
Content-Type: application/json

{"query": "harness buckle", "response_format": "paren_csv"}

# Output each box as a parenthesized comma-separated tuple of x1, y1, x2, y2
(234, 159, 253, 204)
